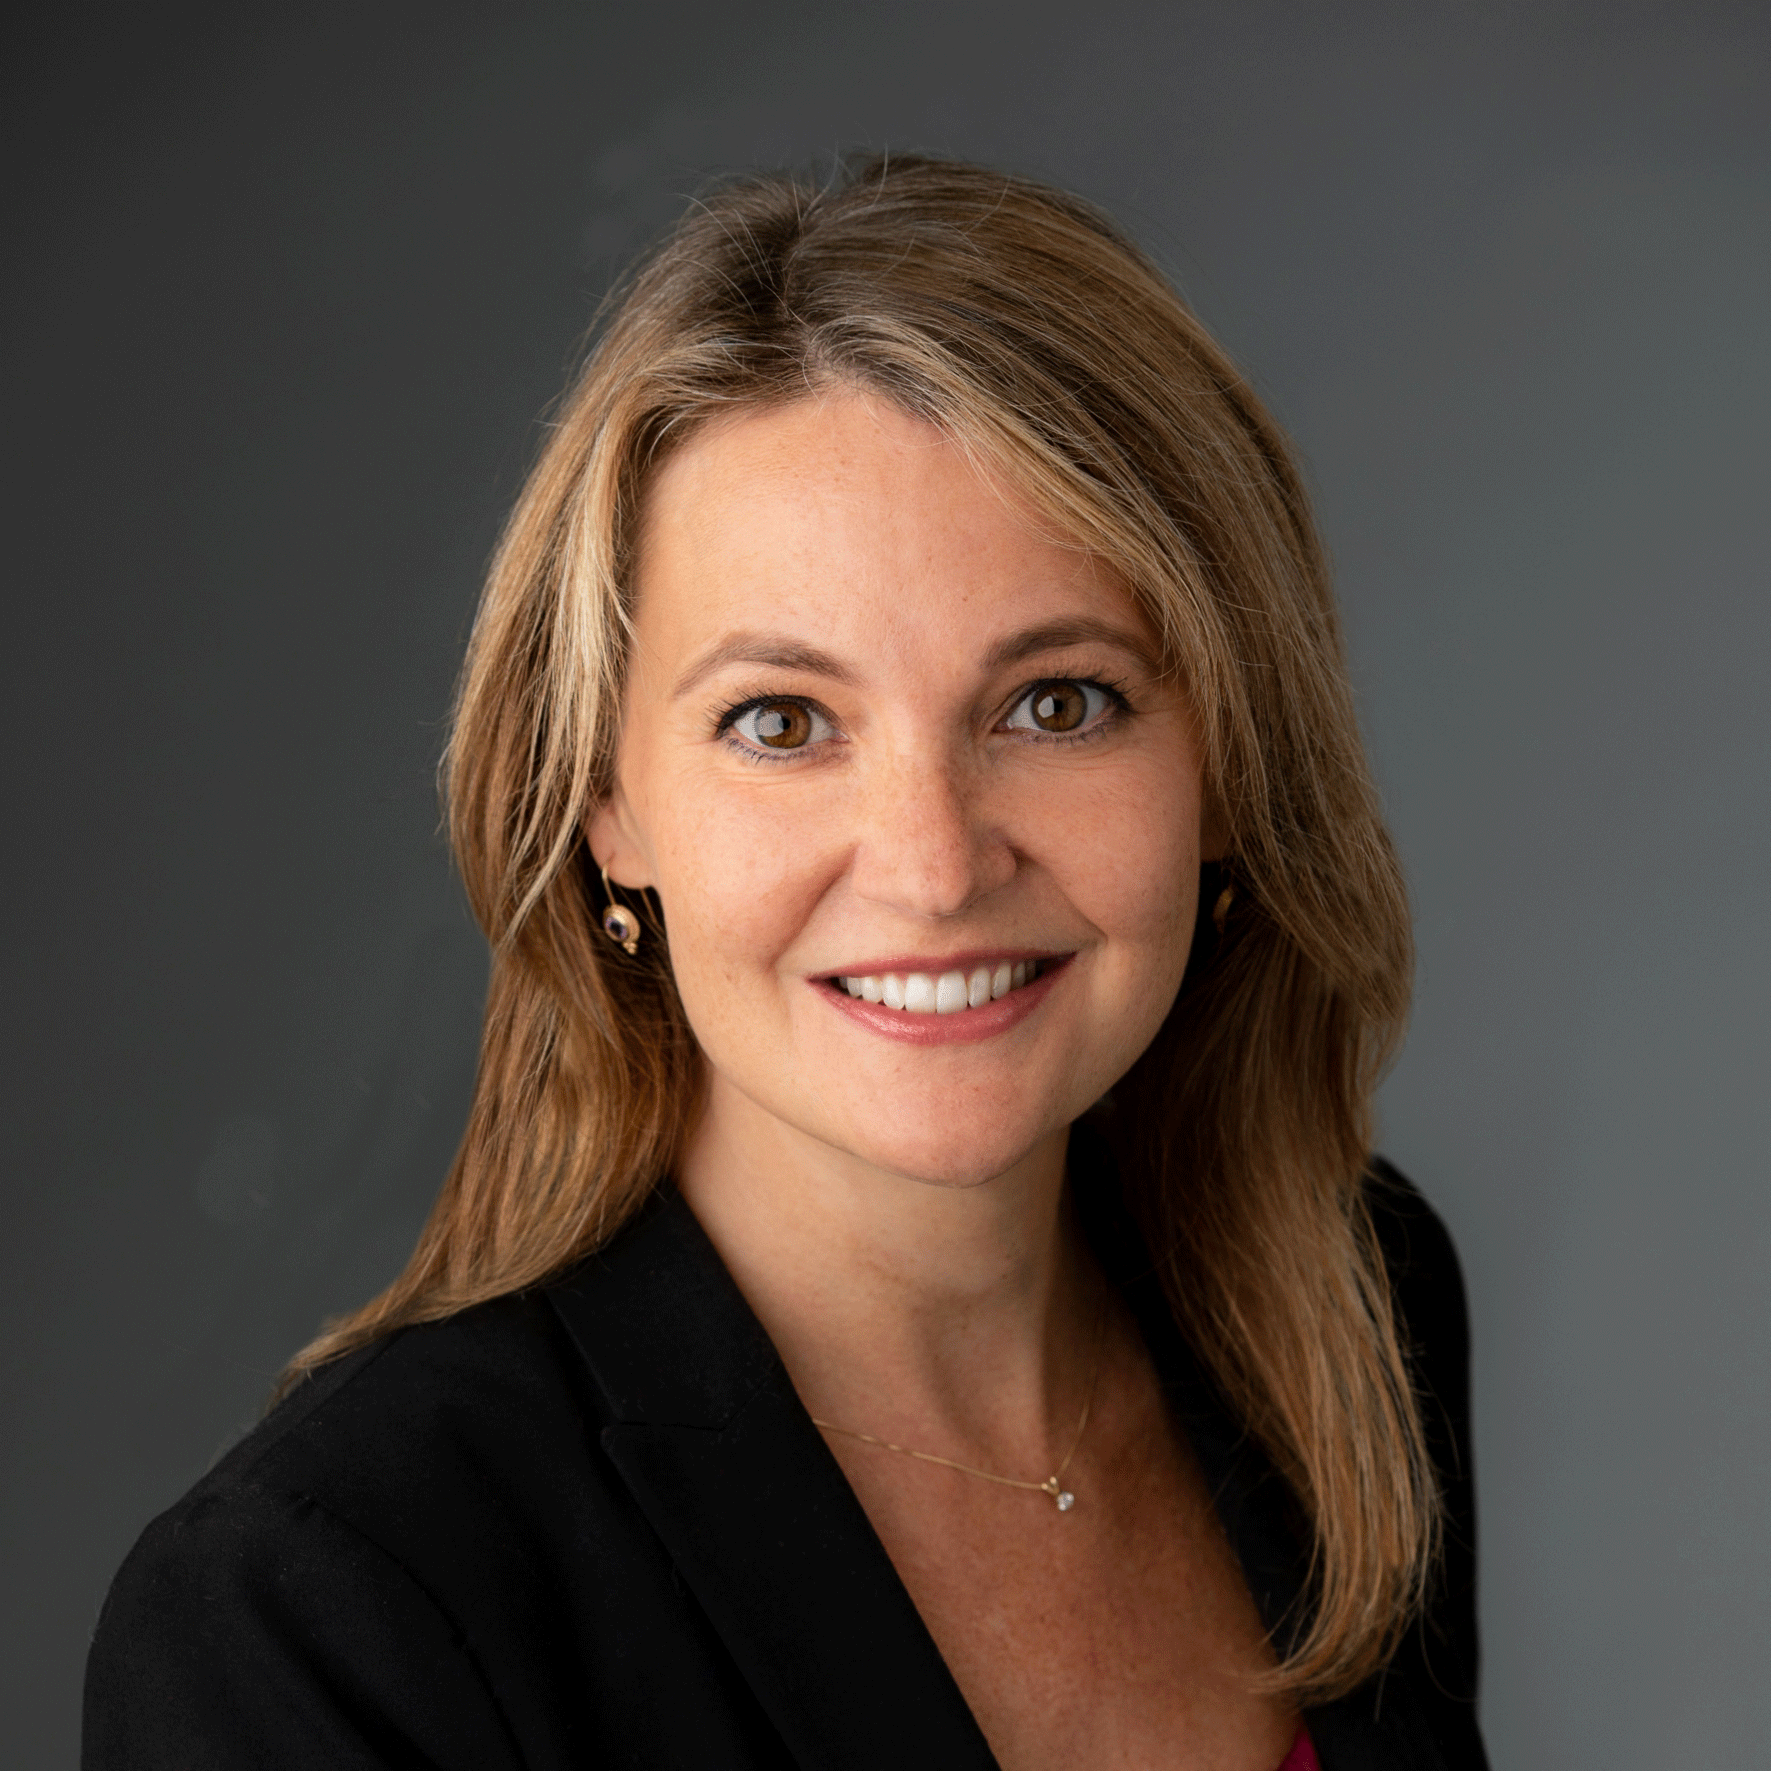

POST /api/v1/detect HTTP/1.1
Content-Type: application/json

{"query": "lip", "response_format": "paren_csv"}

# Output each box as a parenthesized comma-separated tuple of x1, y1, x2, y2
(811, 952, 1074, 1046)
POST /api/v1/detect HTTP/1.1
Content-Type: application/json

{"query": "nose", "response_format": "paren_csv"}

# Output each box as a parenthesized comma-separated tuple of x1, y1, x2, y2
(846, 747, 1017, 919)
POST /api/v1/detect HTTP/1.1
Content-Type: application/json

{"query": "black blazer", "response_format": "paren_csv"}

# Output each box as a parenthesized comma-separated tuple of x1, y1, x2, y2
(84, 1156, 1488, 1770)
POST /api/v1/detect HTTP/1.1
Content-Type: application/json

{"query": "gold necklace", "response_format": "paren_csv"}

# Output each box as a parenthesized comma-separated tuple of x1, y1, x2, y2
(810, 1319, 1104, 1514)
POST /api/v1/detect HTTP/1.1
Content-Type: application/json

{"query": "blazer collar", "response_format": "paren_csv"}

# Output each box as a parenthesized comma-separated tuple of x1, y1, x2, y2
(547, 1187, 998, 1771)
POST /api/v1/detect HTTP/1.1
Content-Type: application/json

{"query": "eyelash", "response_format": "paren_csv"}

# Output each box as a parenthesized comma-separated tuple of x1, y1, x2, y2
(712, 677, 1135, 762)
(714, 696, 839, 764)
(1008, 677, 1134, 746)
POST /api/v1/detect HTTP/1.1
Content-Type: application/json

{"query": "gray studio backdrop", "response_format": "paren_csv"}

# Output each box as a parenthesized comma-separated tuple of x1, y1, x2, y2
(5, 2, 1767, 1764)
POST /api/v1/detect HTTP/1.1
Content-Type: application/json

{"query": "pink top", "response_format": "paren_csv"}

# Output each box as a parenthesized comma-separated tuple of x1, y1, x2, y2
(1277, 1724, 1321, 1770)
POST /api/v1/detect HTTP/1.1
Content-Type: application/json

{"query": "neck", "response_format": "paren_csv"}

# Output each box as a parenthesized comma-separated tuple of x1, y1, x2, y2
(677, 1074, 1095, 1464)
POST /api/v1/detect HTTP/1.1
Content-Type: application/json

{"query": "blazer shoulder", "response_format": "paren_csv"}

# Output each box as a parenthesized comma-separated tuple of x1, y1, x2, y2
(200, 1288, 596, 1508)
(86, 1465, 525, 1769)
(1362, 1156, 1472, 1411)
(1364, 1155, 1466, 1289)
(1360, 1158, 1487, 1763)
(100, 1288, 612, 1649)
(87, 1292, 601, 1768)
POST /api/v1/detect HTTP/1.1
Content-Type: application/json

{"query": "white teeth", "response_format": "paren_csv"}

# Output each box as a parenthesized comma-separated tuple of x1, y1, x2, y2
(838, 960, 1045, 1012)
(904, 973, 937, 1013)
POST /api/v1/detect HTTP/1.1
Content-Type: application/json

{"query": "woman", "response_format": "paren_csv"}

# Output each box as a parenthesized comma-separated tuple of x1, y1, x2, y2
(85, 156, 1485, 1770)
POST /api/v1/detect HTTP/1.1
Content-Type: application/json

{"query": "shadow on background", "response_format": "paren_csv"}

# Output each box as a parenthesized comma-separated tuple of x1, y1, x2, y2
(3, 2, 1767, 1764)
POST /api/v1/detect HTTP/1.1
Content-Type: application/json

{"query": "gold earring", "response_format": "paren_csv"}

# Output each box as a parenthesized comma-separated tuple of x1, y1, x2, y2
(600, 862, 641, 956)
(1211, 882, 1235, 934)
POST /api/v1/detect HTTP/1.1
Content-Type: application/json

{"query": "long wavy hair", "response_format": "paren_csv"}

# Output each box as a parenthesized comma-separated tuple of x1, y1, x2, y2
(285, 154, 1431, 1701)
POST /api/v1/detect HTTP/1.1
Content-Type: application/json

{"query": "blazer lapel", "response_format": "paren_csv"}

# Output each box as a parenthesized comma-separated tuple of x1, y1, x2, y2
(547, 1191, 999, 1771)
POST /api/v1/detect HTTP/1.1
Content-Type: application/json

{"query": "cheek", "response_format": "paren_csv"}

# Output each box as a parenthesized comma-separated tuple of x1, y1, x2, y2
(1028, 754, 1204, 955)
(1046, 762, 1204, 1086)
(643, 774, 838, 1019)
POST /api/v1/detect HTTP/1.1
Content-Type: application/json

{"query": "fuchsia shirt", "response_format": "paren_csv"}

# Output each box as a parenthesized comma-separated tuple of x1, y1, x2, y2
(1278, 1724, 1322, 1770)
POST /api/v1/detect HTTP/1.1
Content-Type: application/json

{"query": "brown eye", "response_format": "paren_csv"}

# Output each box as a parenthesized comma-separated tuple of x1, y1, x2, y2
(1030, 684, 1086, 731)
(729, 698, 832, 752)
(1005, 679, 1115, 736)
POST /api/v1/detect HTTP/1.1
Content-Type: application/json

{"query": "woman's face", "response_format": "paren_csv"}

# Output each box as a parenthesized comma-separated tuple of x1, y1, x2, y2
(593, 391, 1216, 1190)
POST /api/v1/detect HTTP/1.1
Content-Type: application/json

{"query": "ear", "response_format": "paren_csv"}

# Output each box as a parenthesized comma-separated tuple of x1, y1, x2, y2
(587, 785, 656, 891)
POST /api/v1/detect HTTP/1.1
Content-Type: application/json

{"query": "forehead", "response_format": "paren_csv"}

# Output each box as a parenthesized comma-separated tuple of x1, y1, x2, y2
(632, 392, 1152, 663)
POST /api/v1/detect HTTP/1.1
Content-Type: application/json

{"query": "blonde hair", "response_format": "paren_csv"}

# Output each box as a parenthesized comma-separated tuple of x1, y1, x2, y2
(287, 155, 1431, 1700)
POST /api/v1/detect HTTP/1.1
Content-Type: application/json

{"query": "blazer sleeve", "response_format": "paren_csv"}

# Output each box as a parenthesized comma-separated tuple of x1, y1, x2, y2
(1365, 1158, 1486, 1766)
(83, 1482, 523, 1771)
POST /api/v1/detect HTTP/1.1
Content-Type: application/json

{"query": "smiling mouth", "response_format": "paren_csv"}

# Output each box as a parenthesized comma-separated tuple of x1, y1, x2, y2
(829, 958, 1052, 1016)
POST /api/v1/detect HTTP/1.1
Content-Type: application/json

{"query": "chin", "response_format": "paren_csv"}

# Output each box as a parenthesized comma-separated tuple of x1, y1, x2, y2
(831, 1114, 1065, 1193)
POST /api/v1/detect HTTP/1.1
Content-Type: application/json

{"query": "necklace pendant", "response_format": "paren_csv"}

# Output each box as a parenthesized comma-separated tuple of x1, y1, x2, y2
(1042, 1477, 1076, 1512)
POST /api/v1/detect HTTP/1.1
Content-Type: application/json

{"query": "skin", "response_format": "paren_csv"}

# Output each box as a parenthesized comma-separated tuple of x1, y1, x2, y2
(592, 391, 1297, 1770)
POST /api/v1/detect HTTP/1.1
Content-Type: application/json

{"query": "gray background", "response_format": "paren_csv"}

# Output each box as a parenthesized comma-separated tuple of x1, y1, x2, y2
(4, 1, 1767, 1764)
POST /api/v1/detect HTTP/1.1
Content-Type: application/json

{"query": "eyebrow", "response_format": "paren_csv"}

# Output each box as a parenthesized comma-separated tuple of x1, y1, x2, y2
(671, 635, 862, 700)
(670, 616, 1161, 700)
(981, 618, 1161, 675)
